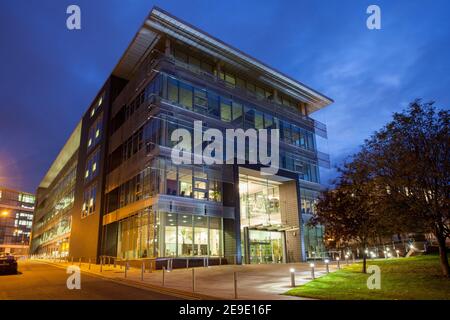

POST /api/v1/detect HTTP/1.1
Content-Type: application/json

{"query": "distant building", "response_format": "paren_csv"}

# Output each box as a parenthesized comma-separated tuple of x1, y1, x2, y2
(30, 7, 332, 264)
(0, 187, 35, 256)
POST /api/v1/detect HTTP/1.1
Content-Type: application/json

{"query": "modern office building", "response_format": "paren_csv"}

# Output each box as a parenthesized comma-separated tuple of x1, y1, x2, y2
(0, 187, 35, 256)
(30, 7, 332, 265)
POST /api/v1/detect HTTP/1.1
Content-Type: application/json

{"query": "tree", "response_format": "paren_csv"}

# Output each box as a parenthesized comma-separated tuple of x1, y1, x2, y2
(364, 100, 449, 276)
(311, 154, 384, 274)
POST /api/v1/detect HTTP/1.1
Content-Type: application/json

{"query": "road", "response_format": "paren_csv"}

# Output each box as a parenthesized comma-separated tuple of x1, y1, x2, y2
(0, 260, 181, 300)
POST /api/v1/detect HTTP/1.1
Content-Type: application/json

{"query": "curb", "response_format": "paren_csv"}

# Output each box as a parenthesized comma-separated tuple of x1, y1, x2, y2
(35, 260, 222, 300)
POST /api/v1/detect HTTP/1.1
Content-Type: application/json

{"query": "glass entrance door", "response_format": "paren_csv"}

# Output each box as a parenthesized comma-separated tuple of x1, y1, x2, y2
(248, 230, 284, 264)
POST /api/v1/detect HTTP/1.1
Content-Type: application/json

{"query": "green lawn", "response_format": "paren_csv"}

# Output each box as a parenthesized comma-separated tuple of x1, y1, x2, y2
(285, 254, 450, 300)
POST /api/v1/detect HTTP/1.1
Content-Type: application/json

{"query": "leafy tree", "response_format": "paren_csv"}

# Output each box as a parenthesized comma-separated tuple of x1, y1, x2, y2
(312, 154, 384, 273)
(365, 100, 449, 276)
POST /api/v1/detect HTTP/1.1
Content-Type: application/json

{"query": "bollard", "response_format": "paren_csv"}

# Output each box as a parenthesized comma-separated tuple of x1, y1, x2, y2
(141, 261, 145, 281)
(310, 263, 315, 279)
(325, 259, 330, 273)
(79, 257, 82, 267)
(192, 268, 195, 292)
(149, 261, 153, 273)
(203, 257, 206, 267)
(114, 257, 116, 268)
(186, 258, 189, 269)
(336, 257, 340, 269)
(219, 257, 222, 265)
(234, 255, 236, 265)
(71, 256, 74, 265)
(290, 268, 296, 287)
(162, 266, 165, 286)
(124, 261, 128, 278)
(233, 272, 238, 299)
(100, 257, 103, 273)
(108, 256, 111, 268)
(88, 257, 91, 270)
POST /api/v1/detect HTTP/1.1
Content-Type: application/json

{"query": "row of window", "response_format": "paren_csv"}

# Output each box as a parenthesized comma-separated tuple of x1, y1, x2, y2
(108, 127, 144, 174)
(105, 158, 224, 214)
(173, 48, 299, 110)
(165, 75, 316, 151)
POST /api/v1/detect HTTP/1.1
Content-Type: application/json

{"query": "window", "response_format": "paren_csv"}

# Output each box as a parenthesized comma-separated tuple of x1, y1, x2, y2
(255, 111, 264, 129)
(179, 82, 193, 110)
(90, 92, 104, 118)
(85, 149, 100, 182)
(122, 127, 144, 162)
(168, 77, 179, 103)
(194, 88, 207, 114)
(220, 97, 232, 122)
(82, 184, 97, 218)
(87, 115, 103, 150)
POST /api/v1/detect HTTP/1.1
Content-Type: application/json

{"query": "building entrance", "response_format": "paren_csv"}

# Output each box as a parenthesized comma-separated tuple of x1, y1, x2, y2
(248, 230, 285, 264)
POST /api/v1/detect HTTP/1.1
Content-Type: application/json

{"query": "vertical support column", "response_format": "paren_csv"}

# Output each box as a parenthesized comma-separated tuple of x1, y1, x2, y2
(233, 164, 242, 265)
(295, 177, 307, 262)
(165, 37, 171, 56)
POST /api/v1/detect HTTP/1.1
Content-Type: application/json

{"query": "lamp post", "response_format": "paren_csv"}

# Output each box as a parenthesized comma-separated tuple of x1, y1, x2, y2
(324, 259, 330, 273)
(336, 257, 340, 269)
(396, 249, 400, 258)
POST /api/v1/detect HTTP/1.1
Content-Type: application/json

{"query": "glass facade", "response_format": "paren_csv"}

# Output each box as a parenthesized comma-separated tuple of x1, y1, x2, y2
(301, 189, 326, 258)
(116, 208, 222, 259)
(239, 174, 281, 227)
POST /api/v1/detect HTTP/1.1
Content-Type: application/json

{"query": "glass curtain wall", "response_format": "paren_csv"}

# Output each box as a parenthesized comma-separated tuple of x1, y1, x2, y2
(158, 212, 223, 257)
(239, 174, 281, 227)
(117, 208, 155, 259)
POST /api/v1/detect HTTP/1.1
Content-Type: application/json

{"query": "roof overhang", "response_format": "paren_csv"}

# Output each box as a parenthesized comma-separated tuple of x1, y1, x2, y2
(112, 7, 333, 112)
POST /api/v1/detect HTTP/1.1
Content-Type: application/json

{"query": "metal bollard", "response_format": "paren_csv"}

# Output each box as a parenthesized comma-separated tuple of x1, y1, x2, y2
(149, 261, 152, 273)
(219, 257, 222, 265)
(290, 268, 296, 287)
(310, 263, 315, 279)
(141, 261, 145, 281)
(162, 266, 165, 286)
(325, 259, 330, 273)
(186, 258, 189, 269)
(336, 257, 340, 269)
(192, 268, 195, 292)
(233, 271, 238, 299)
(100, 257, 103, 273)
(79, 257, 82, 267)
(88, 257, 91, 270)
(114, 257, 116, 268)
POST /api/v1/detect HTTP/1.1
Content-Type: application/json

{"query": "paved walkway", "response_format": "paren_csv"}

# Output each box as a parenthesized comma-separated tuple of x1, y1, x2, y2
(36, 258, 345, 300)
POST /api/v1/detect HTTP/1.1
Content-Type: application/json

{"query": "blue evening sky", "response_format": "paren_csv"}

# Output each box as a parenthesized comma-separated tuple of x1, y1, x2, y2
(0, 0, 449, 193)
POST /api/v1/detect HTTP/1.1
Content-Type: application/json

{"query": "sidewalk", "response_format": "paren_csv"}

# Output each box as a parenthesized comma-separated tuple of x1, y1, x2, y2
(37, 258, 344, 300)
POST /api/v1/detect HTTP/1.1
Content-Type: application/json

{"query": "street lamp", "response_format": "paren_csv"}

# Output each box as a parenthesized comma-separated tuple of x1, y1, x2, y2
(336, 256, 340, 269)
